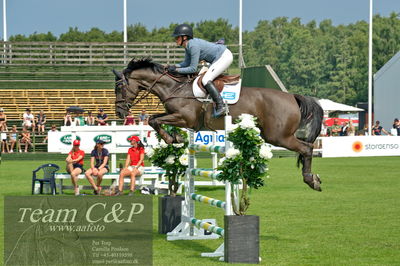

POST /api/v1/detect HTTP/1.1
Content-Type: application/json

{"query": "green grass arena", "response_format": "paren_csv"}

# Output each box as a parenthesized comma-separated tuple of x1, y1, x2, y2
(1, 155, 399, 265)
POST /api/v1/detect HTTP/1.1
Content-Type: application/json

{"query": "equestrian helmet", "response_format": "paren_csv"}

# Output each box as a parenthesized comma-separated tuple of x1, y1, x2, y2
(172, 24, 193, 39)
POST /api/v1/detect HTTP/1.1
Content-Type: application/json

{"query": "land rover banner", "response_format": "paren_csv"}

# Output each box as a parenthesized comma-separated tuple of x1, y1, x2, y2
(48, 131, 158, 153)
(4, 196, 153, 266)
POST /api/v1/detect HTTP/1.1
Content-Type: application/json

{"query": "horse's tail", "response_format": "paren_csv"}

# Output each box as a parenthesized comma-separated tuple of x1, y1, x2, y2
(293, 94, 323, 167)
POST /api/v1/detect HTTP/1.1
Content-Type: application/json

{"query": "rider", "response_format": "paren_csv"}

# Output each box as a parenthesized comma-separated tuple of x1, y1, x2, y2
(168, 24, 233, 118)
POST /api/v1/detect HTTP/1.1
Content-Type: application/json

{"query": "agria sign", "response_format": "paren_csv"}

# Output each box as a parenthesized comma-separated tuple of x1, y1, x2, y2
(94, 134, 112, 144)
(60, 135, 81, 145)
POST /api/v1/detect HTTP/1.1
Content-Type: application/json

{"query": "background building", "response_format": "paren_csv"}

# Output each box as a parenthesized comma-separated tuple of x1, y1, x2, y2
(374, 51, 400, 131)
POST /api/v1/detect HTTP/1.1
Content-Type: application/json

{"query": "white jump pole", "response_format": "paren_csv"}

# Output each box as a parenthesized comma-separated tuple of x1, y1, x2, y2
(3, 0, 7, 64)
(367, 0, 373, 135)
(224, 115, 233, 216)
(238, 0, 244, 68)
(123, 0, 128, 64)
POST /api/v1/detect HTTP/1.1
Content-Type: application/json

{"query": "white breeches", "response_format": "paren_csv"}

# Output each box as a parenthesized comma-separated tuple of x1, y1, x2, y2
(202, 49, 233, 86)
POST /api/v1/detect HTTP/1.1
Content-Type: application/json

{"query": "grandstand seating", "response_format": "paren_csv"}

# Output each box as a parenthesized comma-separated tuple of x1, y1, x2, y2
(0, 41, 190, 121)
(0, 88, 164, 120)
(0, 65, 165, 120)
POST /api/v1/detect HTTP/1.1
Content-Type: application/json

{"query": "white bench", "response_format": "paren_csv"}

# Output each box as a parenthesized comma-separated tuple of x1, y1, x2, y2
(54, 167, 167, 194)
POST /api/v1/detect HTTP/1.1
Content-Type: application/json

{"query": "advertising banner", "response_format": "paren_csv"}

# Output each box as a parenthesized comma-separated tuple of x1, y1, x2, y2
(48, 126, 228, 153)
(322, 136, 400, 157)
(4, 196, 153, 265)
(48, 126, 158, 153)
(193, 130, 226, 145)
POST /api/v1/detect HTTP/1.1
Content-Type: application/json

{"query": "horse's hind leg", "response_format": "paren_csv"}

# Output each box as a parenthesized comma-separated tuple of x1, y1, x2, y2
(301, 150, 322, 192)
(279, 136, 322, 191)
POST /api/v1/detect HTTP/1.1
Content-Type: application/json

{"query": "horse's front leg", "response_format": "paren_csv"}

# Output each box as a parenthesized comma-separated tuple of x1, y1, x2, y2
(148, 113, 189, 144)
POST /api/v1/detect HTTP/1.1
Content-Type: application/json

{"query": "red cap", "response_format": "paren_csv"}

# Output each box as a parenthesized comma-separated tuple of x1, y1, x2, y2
(73, 140, 80, 146)
(128, 135, 140, 142)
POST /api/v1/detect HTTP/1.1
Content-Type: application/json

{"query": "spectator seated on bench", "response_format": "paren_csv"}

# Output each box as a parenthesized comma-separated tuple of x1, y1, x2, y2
(66, 140, 85, 196)
(115, 135, 145, 196)
(54, 167, 166, 194)
(84, 139, 109, 195)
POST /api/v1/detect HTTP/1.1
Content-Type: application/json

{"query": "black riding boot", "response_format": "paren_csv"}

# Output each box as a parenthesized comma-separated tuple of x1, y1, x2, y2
(204, 81, 227, 118)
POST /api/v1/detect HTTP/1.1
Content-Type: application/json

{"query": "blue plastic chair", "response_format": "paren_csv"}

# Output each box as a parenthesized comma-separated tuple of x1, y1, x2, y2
(31, 163, 60, 195)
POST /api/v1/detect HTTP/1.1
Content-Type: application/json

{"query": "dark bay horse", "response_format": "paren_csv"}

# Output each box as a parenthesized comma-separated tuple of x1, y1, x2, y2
(113, 59, 324, 191)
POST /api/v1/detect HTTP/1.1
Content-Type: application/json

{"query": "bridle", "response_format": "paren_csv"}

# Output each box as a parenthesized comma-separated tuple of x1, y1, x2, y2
(115, 73, 132, 110)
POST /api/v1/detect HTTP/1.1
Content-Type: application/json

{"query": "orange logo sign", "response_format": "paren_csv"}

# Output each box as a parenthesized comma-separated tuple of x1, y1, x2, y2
(352, 141, 363, 152)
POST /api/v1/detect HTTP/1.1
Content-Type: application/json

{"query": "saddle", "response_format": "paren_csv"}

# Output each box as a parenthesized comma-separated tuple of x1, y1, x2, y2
(197, 73, 240, 93)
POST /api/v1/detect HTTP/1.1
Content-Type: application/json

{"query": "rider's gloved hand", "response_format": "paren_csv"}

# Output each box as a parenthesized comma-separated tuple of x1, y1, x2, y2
(167, 65, 177, 72)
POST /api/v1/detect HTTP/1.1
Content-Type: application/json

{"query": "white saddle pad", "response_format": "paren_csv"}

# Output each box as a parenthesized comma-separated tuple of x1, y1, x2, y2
(192, 76, 242, 104)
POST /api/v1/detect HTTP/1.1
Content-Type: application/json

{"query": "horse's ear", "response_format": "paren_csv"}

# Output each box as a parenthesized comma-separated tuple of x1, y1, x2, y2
(112, 69, 123, 79)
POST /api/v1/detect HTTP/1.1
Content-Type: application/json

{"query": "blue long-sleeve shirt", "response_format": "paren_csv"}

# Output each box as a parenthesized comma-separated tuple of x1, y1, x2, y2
(176, 38, 226, 74)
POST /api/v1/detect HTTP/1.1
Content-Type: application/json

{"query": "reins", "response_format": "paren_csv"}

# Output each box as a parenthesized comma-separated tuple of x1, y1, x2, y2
(161, 74, 198, 103)
(130, 69, 169, 107)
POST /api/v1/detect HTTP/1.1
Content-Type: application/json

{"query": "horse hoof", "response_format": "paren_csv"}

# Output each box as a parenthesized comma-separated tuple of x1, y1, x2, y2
(315, 174, 322, 184)
(311, 174, 322, 191)
(174, 134, 185, 143)
(164, 135, 174, 144)
(304, 174, 322, 192)
(313, 184, 322, 191)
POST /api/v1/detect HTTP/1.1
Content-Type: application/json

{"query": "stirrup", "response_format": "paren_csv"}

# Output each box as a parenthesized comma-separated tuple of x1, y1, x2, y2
(212, 106, 227, 118)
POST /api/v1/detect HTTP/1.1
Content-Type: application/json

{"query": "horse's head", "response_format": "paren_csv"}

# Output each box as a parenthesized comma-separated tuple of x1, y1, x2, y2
(113, 58, 188, 118)
(113, 58, 169, 118)
(113, 69, 140, 119)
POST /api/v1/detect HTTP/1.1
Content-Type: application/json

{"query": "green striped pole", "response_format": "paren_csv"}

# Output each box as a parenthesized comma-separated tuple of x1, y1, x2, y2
(190, 193, 226, 209)
(190, 217, 224, 236)
(190, 168, 221, 179)
(188, 144, 226, 154)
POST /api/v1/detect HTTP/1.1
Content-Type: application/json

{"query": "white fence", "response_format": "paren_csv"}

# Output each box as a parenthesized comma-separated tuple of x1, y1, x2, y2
(48, 125, 400, 163)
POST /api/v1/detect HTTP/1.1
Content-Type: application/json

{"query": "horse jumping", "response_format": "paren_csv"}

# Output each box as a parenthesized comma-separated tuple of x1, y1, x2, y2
(113, 58, 324, 191)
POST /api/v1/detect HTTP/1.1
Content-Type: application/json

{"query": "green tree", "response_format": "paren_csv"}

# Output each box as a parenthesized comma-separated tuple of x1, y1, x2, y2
(85, 28, 107, 42)
(127, 23, 150, 42)
(59, 27, 86, 42)
(195, 18, 237, 44)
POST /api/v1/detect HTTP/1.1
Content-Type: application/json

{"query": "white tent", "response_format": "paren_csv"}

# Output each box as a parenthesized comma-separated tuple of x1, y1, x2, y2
(318, 99, 364, 112)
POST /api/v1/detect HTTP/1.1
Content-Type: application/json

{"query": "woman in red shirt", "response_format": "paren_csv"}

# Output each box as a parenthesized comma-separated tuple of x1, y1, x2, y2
(115, 136, 145, 196)
(66, 139, 85, 196)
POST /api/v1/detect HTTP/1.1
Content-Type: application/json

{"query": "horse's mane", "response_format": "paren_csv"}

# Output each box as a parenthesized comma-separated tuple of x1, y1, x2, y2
(125, 58, 164, 74)
(124, 57, 195, 79)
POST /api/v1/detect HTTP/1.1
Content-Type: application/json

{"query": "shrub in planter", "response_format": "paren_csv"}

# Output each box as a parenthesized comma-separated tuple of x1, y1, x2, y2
(146, 125, 189, 233)
(217, 114, 272, 263)
(217, 114, 272, 215)
(146, 125, 189, 197)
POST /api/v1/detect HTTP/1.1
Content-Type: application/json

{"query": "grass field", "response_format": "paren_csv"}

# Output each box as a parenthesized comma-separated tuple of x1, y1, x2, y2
(1, 155, 399, 265)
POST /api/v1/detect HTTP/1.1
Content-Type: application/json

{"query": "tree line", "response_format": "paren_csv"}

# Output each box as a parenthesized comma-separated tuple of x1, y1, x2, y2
(9, 14, 400, 105)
